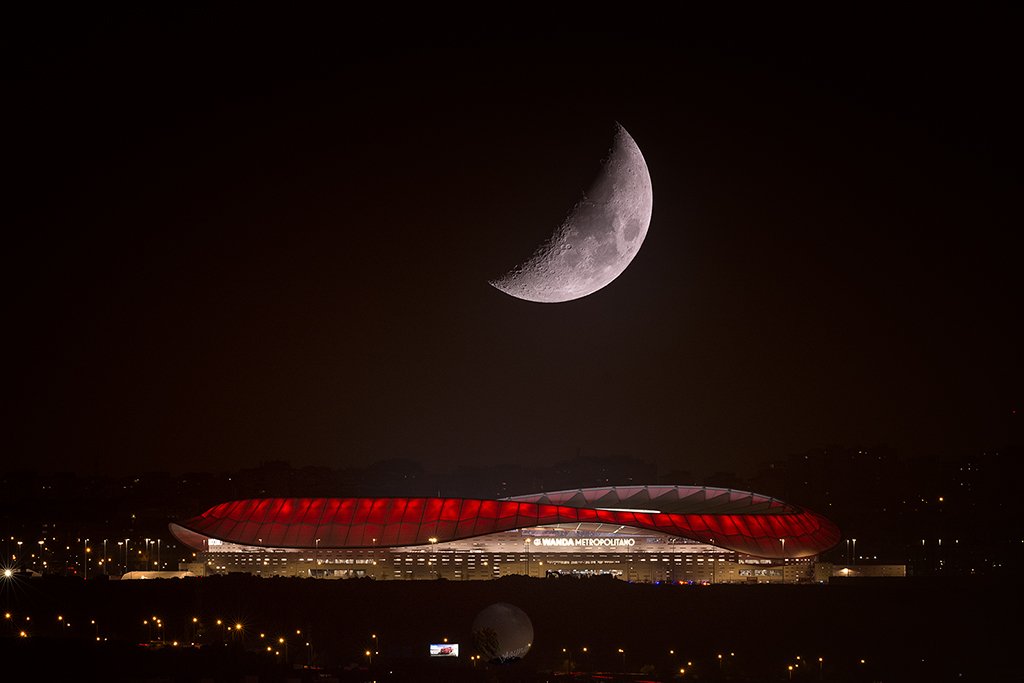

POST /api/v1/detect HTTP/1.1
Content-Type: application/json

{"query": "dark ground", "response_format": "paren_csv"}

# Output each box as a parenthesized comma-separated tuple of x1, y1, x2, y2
(0, 574, 1016, 682)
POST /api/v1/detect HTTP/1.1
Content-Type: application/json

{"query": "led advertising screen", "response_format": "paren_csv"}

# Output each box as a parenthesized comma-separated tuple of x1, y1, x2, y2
(429, 643, 459, 657)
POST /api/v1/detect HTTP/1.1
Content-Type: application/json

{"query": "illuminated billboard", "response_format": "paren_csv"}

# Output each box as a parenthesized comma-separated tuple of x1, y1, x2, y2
(429, 643, 459, 657)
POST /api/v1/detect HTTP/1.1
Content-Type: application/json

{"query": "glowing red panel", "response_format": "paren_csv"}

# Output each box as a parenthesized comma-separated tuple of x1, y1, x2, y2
(685, 515, 707, 532)
(423, 498, 444, 524)
(633, 512, 654, 527)
(386, 498, 409, 524)
(498, 501, 519, 519)
(333, 499, 356, 525)
(537, 504, 559, 522)
(596, 510, 618, 524)
(478, 500, 499, 520)
(403, 498, 425, 523)
(351, 499, 374, 525)
(569, 507, 593, 524)
(460, 499, 481, 520)
(367, 499, 390, 525)
(440, 498, 462, 522)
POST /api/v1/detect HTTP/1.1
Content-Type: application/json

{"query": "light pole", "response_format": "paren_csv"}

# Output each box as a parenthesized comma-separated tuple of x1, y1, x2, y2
(102, 540, 108, 576)
(83, 539, 89, 579)
(618, 648, 626, 671)
(852, 538, 857, 565)
(124, 538, 130, 572)
(157, 539, 161, 569)
(428, 538, 439, 579)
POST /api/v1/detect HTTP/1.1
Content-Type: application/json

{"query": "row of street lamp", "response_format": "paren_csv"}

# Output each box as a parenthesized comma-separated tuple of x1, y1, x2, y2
(6, 535, 169, 576)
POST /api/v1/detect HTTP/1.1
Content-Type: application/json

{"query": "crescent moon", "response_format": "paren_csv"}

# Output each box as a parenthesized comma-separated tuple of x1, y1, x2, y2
(490, 123, 653, 303)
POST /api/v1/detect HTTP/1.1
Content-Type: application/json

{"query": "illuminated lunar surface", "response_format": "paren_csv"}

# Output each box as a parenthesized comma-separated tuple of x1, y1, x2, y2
(490, 123, 653, 303)
(471, 602, 534, 663)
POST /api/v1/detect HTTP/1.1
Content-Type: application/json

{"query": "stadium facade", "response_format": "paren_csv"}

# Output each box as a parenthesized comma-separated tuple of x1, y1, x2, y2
(171, 485, 841, 584)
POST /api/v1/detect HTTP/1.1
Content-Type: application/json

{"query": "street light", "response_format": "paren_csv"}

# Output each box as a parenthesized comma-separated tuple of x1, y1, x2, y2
(618, 647, 626, 670)
(852, 538, 857, 564)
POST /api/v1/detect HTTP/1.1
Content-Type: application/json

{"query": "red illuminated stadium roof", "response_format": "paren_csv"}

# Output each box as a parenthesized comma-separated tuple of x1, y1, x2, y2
(171, 485, 840, 559)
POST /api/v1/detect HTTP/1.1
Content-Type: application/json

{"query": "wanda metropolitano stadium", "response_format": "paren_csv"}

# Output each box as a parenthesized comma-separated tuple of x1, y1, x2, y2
(170, 485, 841, 584)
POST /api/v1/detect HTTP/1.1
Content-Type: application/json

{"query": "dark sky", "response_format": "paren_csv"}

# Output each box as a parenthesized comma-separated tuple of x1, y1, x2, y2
(9, 9, 1022, 476)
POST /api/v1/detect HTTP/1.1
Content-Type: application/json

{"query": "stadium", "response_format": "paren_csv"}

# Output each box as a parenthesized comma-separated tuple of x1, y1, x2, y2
(171, 485, 841, 583)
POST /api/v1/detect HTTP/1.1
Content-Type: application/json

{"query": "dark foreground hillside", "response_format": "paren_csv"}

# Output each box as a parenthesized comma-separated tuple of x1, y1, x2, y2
(0, 574, 1016, 682)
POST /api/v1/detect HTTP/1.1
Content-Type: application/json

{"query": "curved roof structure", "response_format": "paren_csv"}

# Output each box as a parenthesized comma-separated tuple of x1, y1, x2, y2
(171, 485, 840, 559)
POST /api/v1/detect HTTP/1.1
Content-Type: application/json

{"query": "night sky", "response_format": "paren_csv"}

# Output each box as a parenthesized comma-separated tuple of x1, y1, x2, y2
(9, 10, 1021, 476)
